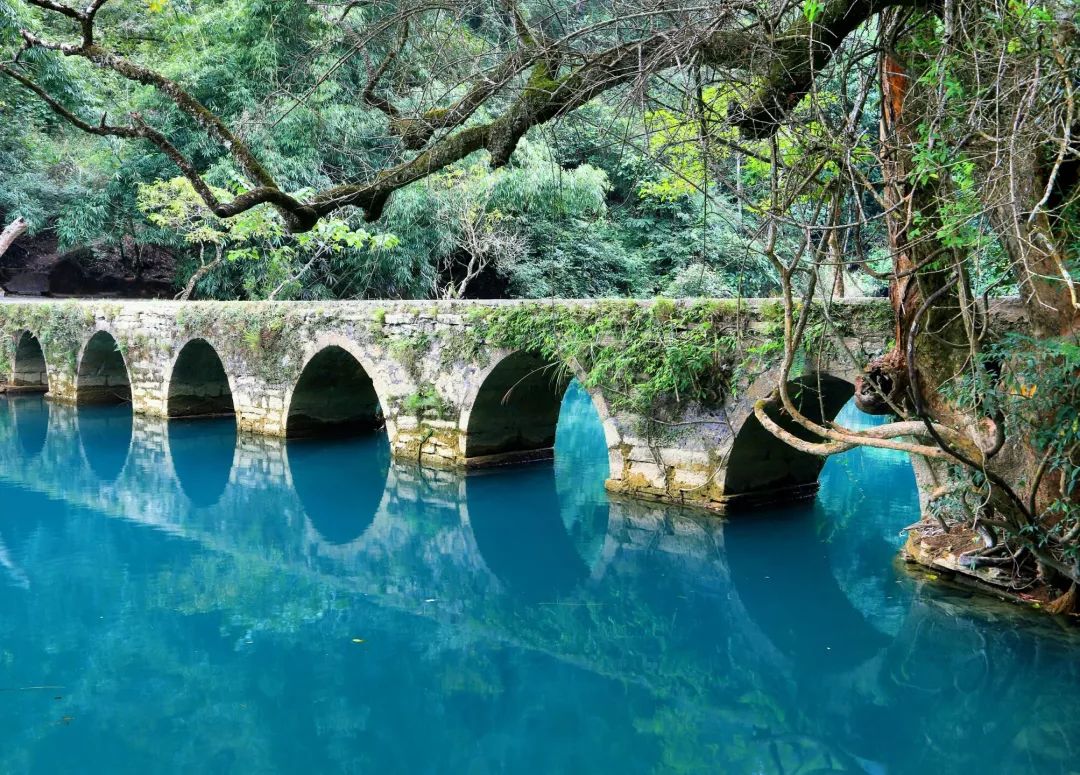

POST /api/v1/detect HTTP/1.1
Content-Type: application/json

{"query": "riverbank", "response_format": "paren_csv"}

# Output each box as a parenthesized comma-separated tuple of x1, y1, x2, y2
(1, 230, 174, 299)
(902, 522, 1080, 619)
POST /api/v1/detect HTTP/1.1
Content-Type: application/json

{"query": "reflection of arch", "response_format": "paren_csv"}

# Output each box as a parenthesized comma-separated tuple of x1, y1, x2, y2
(12, 331, 48, 391)
(287, 345, 383, 438)
(76, 331, 131, 405)
(462, 351, 572, 465)
(723, 373, 854, 508)
(77, 404, 134, 483)
(288, 434, 390, 545)
(466, 465, 590, 601)
(167, 417, 236, 508)
(10, 395, 49, 458)
(167, 338, 235, 418)
(726, 502, 888, 674)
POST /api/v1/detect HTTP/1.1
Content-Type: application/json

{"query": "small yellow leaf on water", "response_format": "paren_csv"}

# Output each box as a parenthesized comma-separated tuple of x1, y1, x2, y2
(352, 638, 365, 644)
(927, 573, 938, 580)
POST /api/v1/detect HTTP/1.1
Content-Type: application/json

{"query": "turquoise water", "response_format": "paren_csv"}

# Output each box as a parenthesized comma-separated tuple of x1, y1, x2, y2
(1, 384, 1079, 773)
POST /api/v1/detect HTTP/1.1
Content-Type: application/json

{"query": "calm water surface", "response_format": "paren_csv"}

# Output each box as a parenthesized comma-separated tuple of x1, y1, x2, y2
(1, 385, 1078, 774)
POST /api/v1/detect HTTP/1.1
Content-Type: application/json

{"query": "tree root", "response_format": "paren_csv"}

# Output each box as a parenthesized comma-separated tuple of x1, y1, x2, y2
(1045, 583, 1079, 616)
(958, 542, 1029, 570)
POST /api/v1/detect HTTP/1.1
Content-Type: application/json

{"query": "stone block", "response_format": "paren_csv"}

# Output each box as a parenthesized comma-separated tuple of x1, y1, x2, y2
(628, 445, 660, 463)
(671, 469, 710, 489)
(660, 448, 712, 467)
(628, 461, 666, 489)
(424, 419, 457, 430)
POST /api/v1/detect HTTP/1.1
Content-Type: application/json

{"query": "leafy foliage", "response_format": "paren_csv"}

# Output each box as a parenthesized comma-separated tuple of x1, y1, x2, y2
(456, 301, 742, 416)
(138, 177, 398, 299)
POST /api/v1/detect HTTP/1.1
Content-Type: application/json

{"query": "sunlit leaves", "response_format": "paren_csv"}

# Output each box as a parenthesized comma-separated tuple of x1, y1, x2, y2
(639, 86, 740, 202)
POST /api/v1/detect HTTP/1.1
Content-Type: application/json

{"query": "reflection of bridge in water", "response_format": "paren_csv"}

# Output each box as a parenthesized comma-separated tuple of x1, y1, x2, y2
(0, 395, 889, 668)
(1, 394, 1073, 772)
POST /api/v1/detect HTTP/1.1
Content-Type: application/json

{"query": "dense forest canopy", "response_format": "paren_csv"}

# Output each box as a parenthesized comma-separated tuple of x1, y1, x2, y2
(1, 0, 1079, 605)
(0, 0, 824, 300)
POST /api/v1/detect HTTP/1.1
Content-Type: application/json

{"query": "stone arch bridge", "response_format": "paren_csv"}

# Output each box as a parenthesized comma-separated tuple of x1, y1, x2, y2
(0, 298, 1022, 511)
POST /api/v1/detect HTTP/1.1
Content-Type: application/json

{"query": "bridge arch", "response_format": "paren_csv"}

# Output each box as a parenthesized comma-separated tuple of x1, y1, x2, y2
(284, 337, 390, 438)
(722, 370, 856, 508)
(166, 337, 236, 419)
(459, 350, 623, 470)
(76, 330, 132, 405)
(11, 331, 48, 391)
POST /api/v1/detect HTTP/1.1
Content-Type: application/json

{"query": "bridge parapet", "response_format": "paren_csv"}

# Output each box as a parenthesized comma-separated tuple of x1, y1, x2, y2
(0, 297, 1023, 511)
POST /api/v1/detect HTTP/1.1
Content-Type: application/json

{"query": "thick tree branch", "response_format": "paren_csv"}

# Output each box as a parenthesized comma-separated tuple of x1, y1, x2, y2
(0, 217, 28, 260)
(752, 400, 953, 458)
(0, 63, 318, 229)
(4, 0, 918, 230)
(721, 0, 929, 137)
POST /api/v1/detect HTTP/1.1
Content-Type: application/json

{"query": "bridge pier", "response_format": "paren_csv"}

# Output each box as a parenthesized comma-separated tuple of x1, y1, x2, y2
(0, 297, 1014, 514)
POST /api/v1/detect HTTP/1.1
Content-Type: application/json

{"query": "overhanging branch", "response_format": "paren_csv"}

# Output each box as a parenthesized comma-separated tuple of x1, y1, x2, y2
(3, 0, 921, 230)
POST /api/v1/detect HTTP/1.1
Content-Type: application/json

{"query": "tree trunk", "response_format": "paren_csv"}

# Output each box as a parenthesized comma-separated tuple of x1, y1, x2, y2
(872, 13, 1080, 591)
(0, 217, 27, 260)
(855, 30, 969, 424)
(865, 17, 1000, 535)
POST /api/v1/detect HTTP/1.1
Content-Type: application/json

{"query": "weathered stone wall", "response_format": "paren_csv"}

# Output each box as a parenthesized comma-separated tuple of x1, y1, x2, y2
(0, 297, 1023, 511)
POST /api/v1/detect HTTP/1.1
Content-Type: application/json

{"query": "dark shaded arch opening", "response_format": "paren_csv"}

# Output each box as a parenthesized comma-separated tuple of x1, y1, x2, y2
(76, 331, 131, 405)
(168, 339, 234, 418)
(79, 404, 134, 483)
(465, 351, 571, 466)
(12, 332, 48, 392)
(723, 373, 853, 509)
(287, 346, 383, 438)
(289, 434, 390, 545)
(169, 417, 236, 508)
